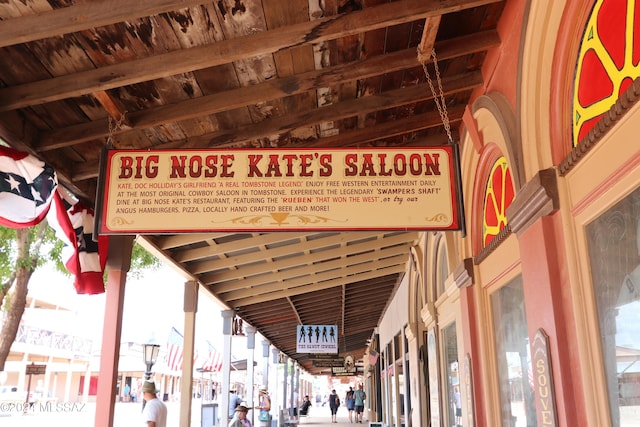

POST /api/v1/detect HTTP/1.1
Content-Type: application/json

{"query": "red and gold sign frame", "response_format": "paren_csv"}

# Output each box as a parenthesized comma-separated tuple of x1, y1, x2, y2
(97, 147, 464, 234)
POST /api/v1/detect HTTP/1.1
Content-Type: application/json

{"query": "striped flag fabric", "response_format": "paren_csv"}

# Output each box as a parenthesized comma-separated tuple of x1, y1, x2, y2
(46, 190, 108, 295)
(0, 146, 57, 228)
(166, 327, 184, 372)
(200, 341, 223, 372)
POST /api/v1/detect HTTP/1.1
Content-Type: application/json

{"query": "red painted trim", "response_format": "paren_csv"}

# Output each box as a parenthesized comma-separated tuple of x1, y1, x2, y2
(549, 1, 594, 165)
(470, 144, 503, 256)
(519, 214, 587, 427)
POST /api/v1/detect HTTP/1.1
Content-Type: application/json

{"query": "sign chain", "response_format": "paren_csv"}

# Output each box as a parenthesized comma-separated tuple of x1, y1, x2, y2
(419, 48, 453, 143)
(106, 113, 126, 147)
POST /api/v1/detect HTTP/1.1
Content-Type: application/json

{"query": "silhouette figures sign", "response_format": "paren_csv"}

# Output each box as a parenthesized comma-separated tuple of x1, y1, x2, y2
(296, 325, 338, 353)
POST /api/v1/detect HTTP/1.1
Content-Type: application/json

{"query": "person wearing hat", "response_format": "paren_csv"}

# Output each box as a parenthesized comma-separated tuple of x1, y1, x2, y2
(257, 387, 271, 427)
(141, 380, 167, 427)
(229, 402, 253, 427)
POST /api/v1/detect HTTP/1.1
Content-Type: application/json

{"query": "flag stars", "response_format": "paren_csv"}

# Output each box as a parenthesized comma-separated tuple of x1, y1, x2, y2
(30, 186, 43, 202)
(5, 174, 20, 192)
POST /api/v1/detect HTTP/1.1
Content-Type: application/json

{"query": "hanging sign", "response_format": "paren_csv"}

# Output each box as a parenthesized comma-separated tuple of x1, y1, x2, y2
(25, 363, 46, 375)
(296, 325, 338, 354)
(97, 147, 464, 234)
(331, 366, 358, 376)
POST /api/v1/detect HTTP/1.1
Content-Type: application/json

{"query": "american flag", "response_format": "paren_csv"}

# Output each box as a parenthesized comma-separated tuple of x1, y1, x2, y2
(199, 341, 223, 372)
(368, 349, 379, 365)
(166, 327, 184, 372)
(46, 190, 108, 295)
(0, 146, 57, 228)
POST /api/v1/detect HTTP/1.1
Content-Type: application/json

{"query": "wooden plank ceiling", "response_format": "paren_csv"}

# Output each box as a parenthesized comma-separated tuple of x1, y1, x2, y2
(0, 0, 504, 374)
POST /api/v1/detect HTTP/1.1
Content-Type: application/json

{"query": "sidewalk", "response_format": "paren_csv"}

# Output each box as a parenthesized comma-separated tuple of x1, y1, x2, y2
(0, 401, 367, 427)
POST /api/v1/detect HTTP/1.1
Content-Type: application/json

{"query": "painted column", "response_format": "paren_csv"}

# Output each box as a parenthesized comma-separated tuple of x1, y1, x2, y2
(63, 360, 73, 402)
(179, 281, 198, 427)
(262, 340, 270, 390)
(94, 235, 133, 427)
(43, 356, 53, 402)
(245, 325, 256, 426)
(221, 310, 235, 427)
(282, 355, 289, 421)
(270, 347, 279, 425)
(82, 364, 91, 403)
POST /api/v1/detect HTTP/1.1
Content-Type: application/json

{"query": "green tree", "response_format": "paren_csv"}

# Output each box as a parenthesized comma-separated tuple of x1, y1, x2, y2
(0, 223, 159, 370)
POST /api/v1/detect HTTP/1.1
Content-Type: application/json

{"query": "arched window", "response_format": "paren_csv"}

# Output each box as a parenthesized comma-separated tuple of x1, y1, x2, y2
(435, 235, 449, 298)
(482, 156, 515, 248)
(573, 0, 640, 147)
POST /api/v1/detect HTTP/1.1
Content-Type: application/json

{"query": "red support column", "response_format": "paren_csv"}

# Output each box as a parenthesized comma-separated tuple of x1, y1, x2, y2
(94, 236, 133, 427)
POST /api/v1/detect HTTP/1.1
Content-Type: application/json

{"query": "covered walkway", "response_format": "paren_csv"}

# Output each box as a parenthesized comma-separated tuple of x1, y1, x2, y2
(276, 406, 370, 427)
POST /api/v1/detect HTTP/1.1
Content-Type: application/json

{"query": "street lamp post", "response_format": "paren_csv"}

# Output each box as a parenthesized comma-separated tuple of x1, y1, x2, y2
(143, 342, 160, 380)
(142, 341, 160, 411)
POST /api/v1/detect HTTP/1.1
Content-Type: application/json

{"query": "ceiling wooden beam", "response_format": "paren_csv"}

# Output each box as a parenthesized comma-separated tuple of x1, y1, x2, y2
(35, 30, 499, 150)
(0, 0, 501, 111)
(0, 0, 211, 48)
(222, 253, 409, 301)
(231, 265, 407, 306)
(213, 242, 414, 293)
(194, 72, 481, 147)
(417, 16, 442, 64)
(197, 231, 389, 278)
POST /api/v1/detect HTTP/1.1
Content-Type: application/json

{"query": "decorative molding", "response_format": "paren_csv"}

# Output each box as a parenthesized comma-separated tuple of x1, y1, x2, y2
(454, 258, 474, 288)
(404, 323, 417, 342)
(472, 92, 524, 189)
(474, 224, 512, 264)
(420, 302, 435, 326)
(506, 168, 559, 236)
(560, 77, 640, 176)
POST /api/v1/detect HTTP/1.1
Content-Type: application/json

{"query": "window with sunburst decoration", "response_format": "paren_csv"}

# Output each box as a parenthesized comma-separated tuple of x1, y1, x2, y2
(573, 0, 640, 147)
(482, 156, 515, 248)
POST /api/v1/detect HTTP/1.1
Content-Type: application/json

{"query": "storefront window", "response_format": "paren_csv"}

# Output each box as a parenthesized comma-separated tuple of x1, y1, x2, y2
(491, 277, 537, 426)
(436, 236, 449, 297)
(586, 186, 640, 425)
(442, 322, 461, 427)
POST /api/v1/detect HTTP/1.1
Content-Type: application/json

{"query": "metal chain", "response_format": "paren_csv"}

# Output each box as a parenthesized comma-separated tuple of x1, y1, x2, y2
(420, 48, 453, 143)
(107, 113, 126, 147)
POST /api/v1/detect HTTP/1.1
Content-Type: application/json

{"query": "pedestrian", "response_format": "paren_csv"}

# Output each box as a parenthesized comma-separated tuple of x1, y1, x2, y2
(453, 386, 462, 427)
(229, 402, 253, 427)
(141, 380, 167, 427)
(291, 387, 299, 420)
(229, 389, 242, 419)
(257, 387, 271, 427)
(345, 386, 355, 423)
(353, 384, 366, 423)
(328, 389, 340, 423)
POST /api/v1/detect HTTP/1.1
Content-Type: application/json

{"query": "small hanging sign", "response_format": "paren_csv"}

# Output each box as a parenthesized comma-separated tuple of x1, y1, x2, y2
(296, 325, 338, 354)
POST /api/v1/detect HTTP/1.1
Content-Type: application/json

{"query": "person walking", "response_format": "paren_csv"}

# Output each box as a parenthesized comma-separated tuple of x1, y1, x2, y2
(141, 380, 167, 427)
(345, 386, 355, 423)
(257, 387, 271, 427)
(353, 384, 366, 423)
(328, 389, 340, 423)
